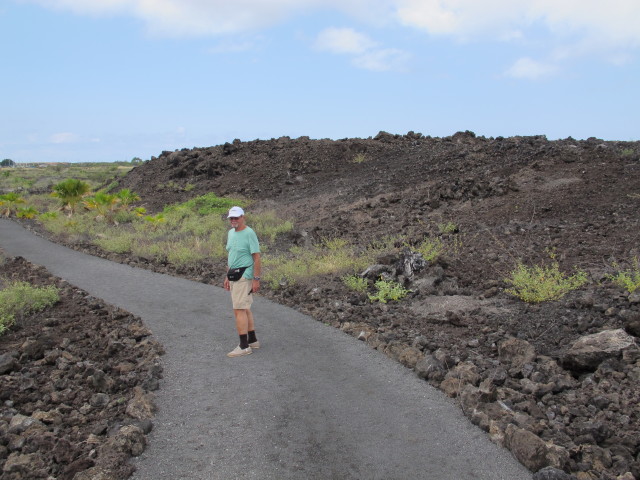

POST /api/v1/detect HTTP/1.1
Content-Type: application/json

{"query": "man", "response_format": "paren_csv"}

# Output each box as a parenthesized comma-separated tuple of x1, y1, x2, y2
(223, 206, 261, 357)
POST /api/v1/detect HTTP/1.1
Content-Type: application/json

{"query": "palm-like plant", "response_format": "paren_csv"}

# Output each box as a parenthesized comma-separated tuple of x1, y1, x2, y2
(0, 193, 25, 217)
(84, 192, 120, 223)
(52, 179, 90, 216)
(143, 213, 166, 231)
(115, 189, 141, 210)
(17, 206, 39, 219)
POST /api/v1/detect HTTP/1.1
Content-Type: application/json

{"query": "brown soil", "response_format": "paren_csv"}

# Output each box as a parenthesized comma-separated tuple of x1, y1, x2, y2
(3, 131, 640, 479)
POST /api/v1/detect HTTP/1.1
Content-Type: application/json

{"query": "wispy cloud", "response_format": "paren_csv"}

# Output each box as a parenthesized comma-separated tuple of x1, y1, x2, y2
(18, 0, 640, 74)
(314, 27, 377, 54)
(22, 0, 300, 35)
(315, 27, 410, 72)
(505, 57, 558, 80)
(353, 48, 411, 72)
(50, 132, 79, 144)
(394, 0, 640, 49)
(21, 0, 640, 48)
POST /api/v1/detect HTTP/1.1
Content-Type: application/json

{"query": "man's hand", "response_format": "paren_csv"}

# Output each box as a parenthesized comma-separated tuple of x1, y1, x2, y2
(223, 276, 230, 291)
(252, 278, 260, 293)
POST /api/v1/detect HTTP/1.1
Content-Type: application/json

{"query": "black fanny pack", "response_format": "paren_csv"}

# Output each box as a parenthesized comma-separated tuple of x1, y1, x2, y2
(227, 266, 249, 281)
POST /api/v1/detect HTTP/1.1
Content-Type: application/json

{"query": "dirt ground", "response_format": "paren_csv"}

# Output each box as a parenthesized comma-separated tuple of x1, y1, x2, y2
(3, 131, 640, 479)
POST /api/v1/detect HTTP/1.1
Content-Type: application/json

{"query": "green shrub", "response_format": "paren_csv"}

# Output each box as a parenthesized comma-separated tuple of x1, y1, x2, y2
(505, 261, 588, 303)
(606, 257, 640, 293)
(0, 193, 25, 217)
(83, 191, 119, 223)
(414, 237, 444, 262)
(368, 279, 410, 303)
(438, 221, 458, 234)
(39, 211, 59, 220)
(0, 281, 59, 335)
(621, 148, 634, 157)
(113, 210, 137, 224)
(16, 206, 39, 219)
(353, 153, 366, 163)
(51, 178, 91, 215)
(115, 189, 140, 210)
(342, 274, 368, 293)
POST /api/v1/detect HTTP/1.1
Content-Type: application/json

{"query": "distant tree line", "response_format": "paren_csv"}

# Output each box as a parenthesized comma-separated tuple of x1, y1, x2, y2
(1, 159, 15, 167)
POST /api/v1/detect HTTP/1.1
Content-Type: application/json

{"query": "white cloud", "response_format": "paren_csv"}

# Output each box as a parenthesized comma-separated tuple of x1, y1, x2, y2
(20, 0, 640, 49)
(315, 27, 377, 54)
(394, 0, 640, 49)
(50, 132, 79, 144)
(314, 27, 410, 72)
(353, 48, 411, 72)
(21, 0, 394, 36)
(21, 0, 306, 35)
(505, 57, 558, 80)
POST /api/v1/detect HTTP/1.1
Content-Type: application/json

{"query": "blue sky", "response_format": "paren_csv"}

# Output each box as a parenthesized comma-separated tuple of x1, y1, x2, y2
(2, 0, 639, 163)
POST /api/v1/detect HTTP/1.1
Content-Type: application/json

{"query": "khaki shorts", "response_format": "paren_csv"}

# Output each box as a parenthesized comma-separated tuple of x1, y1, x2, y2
(230, 278, 253, 310)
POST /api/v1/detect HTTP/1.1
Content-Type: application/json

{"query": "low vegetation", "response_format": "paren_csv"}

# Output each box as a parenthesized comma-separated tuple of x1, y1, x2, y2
(263, 238, 375, 289)
(505, 261, 588, 303)
(606, 257, 640, 293)
(368, 279, 411, 303)
(413, 237, 444, 262)
(0, 163, 616, 308)
(0, 193, 25, 217)
(342, 274, 368, 293)
(0, 281, 59, 335)
(0, 162, 134, 194)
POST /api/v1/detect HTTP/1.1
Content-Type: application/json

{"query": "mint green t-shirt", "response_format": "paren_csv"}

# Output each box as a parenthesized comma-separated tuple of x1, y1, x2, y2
(226, 226, 260, 279)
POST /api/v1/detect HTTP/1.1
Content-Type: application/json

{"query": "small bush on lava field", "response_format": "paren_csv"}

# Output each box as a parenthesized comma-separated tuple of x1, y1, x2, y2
(342, 274, 368, 293)
(438, 221, 458, 234)
(505, 261, 588, 303)
(413, 237, 444, 262)
(606, 257, 640, 293)
(0, 281, 59, 335)
(368, 279, 410, 303)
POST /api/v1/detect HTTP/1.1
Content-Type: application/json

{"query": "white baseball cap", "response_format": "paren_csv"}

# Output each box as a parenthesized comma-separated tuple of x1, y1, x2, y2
(227, 206, 245, 218)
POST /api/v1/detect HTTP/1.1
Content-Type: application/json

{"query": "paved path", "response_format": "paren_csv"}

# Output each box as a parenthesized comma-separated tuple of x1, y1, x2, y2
(0, 219, 532, 480)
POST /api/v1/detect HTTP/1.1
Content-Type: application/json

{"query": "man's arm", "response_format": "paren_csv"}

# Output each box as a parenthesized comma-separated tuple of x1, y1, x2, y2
(252, 252, 261, 292)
